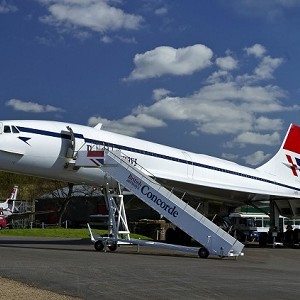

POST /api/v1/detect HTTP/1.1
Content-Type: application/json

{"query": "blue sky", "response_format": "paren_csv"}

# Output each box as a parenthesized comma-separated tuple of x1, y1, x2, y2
(1, 0, 300, 167)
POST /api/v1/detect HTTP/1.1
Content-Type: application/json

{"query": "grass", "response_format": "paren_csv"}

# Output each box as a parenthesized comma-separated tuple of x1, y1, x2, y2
(0, 227, 151, 240)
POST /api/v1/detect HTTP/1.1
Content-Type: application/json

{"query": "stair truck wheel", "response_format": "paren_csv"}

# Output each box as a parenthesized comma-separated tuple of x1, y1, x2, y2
(108, 242, 118, 252)
(198, 247, 209, 259)
(94, 241, 104, 251)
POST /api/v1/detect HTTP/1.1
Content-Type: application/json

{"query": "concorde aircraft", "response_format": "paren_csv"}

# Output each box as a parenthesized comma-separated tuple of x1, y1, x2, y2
(0, 120, 300, 219)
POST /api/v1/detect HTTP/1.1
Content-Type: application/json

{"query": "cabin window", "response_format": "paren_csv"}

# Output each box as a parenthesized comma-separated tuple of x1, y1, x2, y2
(263, 217, 270, 227)
(255, 217, 263, 227)
(4, 125, 11, 133)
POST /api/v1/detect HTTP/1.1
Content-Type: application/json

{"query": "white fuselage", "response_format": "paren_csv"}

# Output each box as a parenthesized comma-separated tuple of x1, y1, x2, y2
(0, 120, 300, 205)
(0, 202, 11, 217)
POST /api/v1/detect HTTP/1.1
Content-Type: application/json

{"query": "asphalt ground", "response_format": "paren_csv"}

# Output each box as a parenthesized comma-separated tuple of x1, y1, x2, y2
(0, 236, 299, 300)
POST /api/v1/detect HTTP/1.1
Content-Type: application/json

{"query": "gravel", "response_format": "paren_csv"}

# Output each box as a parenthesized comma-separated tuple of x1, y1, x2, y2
(0, 277, 82, 299)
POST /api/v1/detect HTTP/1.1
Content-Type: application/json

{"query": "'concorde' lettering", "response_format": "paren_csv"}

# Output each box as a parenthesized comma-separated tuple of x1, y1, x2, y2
(141, 185, 179, 218)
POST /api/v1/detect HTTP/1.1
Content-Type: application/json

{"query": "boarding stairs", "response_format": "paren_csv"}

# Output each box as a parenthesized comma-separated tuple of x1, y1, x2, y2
(75, 149, 244, 258)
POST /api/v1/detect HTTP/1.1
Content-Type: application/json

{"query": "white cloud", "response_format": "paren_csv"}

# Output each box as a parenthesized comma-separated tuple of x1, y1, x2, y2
(122, 114, 166, 128)
(0, 0, 17, 14)
(211, 44, 284, 85)
(125, 44, 213, 80)
(254, 56, 283, 80)
(89, 43, 298, 150)
(155, 7, 168, 16)
(101, 35, 112, 43)
(254, 117, 283, 131)
(116, 35, 137, 44)
(134, 91, 254, 135)
(100, 35, 137, 44)
(73, 30, 91, 41)
(206, 70, 233, 84)
(244, 44, 266, 58)
(198, 82, 285, 105)
(241, 44, 284, 83)
(152, 88, 171, 101)
(190, 130, 199, 137)
(216, 56, 238, 70)
(106, 75, 291, 138)
(6, 99, 64, 113)
(221, 153, 239, 162)
(88, 114, 166, 136)
(39, 0, 143, 35)
(233, 131, 281, 146)
(88, 116, 145, 136)
(242, 150, 272, 166)
(229, 0, 300, 20)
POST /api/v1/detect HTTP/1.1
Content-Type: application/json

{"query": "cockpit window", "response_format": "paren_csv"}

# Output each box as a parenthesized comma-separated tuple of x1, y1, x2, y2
(12, 126, 19, 133)
(4, 126, 11, 133)
(2, 125, 19, 134)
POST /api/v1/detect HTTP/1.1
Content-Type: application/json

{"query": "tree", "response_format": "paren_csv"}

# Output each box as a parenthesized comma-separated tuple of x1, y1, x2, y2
(57, 183, 74, 226)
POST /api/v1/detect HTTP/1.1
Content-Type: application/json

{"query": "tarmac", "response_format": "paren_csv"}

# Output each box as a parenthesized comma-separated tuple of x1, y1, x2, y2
(0, 236, 299, 300)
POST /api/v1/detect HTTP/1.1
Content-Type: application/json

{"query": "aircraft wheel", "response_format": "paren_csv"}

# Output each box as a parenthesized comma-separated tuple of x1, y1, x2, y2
(198, 247, 209, 259)
(94, 241, 104, 251)
(108, 243, 118, 252)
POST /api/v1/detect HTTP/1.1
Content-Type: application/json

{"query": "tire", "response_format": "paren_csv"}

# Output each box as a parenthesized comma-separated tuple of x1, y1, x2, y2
(94, 241, 104, 251)
(198, 247, 209, 259)
(108, 243, 118, 252)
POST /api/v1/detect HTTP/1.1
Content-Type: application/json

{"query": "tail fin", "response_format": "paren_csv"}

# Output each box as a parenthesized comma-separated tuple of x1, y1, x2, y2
(257, 124, 300, 179)
(7, 185, 18, 201)
(6, 185, 18, 212)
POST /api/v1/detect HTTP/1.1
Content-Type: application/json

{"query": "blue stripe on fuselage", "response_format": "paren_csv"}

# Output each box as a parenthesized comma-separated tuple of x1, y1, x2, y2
(17, 126, 300, 193)
(17, 126, 84, 140)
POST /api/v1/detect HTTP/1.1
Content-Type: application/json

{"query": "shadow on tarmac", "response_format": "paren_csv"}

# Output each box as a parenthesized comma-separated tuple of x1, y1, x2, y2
(0, 237, 226, 259)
